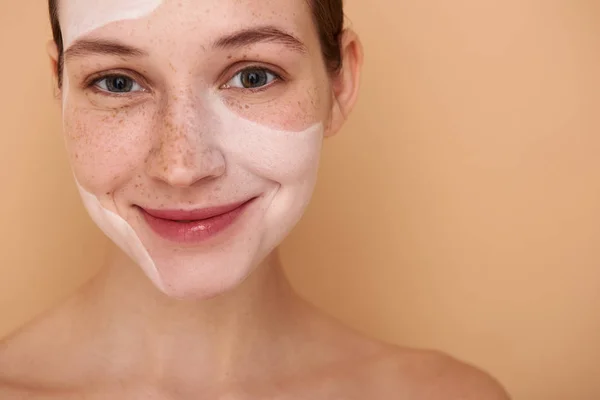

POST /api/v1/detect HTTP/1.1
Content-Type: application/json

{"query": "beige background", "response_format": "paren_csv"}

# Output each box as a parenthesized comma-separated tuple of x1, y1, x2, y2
(1, 0, 600, 398)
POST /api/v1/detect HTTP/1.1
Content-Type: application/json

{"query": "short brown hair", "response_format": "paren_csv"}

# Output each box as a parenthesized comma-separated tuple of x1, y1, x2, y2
(48, 0, 344, 87)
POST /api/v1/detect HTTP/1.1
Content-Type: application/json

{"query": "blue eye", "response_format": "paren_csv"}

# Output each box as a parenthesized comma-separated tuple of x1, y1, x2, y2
(95, 75, 143, 93)
(226, 68, 278, 89)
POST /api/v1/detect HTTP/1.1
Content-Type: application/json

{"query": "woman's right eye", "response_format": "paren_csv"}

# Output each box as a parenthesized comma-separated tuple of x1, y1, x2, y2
(93, 75, 143, 94)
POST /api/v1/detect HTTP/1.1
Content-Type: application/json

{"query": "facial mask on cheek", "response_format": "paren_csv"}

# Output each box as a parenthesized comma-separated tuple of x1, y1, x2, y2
(208, 98, 324, 260)
(74, 180, 165, 291)
(61, 0, 163, 49)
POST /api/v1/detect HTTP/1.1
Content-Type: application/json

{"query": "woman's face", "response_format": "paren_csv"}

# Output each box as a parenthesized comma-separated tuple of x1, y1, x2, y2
(56, 0, 348, 299)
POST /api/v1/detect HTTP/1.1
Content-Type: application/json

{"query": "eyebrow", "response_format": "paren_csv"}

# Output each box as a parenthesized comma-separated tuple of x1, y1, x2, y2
(64, 39, 148, 61)
(63, 26, 306, 61)
(213, 26, 307, 53)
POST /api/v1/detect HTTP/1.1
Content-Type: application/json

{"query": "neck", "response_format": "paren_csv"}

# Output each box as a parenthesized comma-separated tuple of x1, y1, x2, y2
(76, 245, 309, 388)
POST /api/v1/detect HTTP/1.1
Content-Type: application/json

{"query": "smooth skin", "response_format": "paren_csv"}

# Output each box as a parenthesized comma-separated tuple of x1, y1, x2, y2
(0, 0, 511, 398)
(0, 252, 510, 399)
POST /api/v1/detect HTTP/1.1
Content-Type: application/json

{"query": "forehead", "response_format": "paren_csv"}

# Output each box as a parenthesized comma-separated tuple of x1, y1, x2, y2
(60, 0, 315, 50)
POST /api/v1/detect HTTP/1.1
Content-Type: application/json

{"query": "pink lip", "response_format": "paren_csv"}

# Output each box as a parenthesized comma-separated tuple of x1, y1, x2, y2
(138, 198, 256, 244)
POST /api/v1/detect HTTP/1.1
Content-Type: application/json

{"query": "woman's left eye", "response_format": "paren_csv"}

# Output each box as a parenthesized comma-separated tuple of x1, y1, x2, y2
(225, 68, 278, 89)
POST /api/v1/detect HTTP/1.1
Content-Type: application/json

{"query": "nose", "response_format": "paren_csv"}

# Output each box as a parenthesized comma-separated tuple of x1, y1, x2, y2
(145, 95, 226, 187)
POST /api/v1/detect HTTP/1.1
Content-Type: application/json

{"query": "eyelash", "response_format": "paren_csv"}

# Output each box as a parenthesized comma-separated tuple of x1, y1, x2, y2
(86, 65, 283, 97)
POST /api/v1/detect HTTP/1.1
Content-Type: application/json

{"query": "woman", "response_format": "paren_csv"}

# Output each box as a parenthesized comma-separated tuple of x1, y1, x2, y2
(0, 0, 510, 398)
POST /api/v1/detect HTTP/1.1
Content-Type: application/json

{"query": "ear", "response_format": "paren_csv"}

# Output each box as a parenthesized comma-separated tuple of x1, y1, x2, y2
(325, 29, 364, 138)
(46, 40, 61, 96)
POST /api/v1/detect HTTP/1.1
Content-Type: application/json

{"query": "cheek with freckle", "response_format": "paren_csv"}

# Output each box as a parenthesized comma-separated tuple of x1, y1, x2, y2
(63, 103, 155, 194)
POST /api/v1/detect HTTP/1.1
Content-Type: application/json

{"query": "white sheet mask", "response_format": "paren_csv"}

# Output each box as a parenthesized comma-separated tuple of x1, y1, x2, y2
(208, 95, 323, 257)
(61, 0, 163, 49)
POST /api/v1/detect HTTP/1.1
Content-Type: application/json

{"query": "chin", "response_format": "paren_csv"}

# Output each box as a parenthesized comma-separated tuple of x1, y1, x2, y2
(157, 271, 252, 301)
(150, 251, 264, 300)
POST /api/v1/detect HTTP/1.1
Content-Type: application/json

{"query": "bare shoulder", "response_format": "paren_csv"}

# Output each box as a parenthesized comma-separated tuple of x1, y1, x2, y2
(369, 347, 511, 400)
(0, 296, 89, 394)
(296, 304, 510, 399)
(0, 318, 52, 396)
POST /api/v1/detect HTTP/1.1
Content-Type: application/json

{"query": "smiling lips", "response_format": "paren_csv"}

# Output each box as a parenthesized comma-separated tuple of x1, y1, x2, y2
(139, 198, 256, 244)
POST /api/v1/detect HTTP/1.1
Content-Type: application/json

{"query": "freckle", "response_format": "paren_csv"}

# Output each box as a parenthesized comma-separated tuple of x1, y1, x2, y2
(105, 192, 110, 195)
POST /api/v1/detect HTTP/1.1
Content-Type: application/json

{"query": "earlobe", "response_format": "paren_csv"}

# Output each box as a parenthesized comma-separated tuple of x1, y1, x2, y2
(325, 29, 364, 138)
